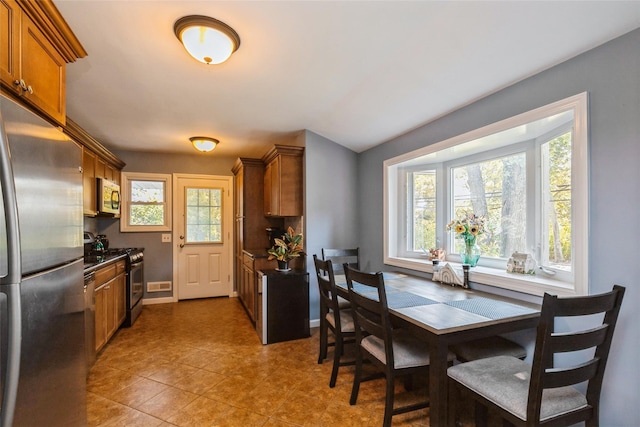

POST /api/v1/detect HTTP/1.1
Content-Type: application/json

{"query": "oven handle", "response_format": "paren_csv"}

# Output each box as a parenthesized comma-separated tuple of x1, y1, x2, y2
(129, 260, 143, 269)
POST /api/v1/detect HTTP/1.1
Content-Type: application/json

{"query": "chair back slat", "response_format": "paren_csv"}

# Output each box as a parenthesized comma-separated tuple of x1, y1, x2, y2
(542, 358, 601, 389)
(527, 285, 625, 424)
(322, 248, 360, 274)
(550, 289, 619, 317)
(549, 325, 610, 353)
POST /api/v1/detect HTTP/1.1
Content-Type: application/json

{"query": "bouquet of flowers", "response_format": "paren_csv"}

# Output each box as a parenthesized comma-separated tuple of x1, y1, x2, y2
(446, 213, 486, 265)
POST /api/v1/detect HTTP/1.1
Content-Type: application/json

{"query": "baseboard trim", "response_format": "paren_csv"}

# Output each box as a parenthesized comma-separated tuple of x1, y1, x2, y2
(142, 296, 176, 305)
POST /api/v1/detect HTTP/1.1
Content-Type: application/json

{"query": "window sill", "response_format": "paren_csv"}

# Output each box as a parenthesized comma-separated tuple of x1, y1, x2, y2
(385, 256, 583, 297)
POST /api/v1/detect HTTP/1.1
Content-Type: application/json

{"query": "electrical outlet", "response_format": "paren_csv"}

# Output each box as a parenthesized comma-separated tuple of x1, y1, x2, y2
(161, 234, 171, 243)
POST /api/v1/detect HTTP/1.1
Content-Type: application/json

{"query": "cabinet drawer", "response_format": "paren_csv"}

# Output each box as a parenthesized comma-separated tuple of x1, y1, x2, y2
(95, 264, 116, 286)
(115, 260, 126, 275)
(243, 254, 255, 270)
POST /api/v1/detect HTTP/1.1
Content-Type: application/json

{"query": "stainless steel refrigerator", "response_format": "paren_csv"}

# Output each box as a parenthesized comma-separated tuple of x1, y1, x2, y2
(0, 95, 86, 426)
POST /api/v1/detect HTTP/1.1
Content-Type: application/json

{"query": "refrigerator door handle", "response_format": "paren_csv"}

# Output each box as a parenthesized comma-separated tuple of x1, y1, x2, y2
(0, 285, 21, 427)
(0, 106, 23, 427)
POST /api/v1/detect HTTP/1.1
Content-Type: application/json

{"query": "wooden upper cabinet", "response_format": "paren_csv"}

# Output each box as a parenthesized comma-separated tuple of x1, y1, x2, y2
(1, 0, 20, 88)
(0, 0, 86, 125)
(65, 118, 125, 216)
(82, 147, 97, 216)
(262, 145, 304, 217)
(18, 12, 65, 123)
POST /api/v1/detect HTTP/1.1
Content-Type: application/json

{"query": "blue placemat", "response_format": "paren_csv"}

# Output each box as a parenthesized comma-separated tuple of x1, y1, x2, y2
(337, 282, 376, 294)
(359, 291, 438, 309)
(445, 297, 538, 319)
(382, 272, 404, 280)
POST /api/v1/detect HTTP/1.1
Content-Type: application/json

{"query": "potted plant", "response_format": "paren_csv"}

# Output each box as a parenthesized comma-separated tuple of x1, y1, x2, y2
(267, 226, 304, 271)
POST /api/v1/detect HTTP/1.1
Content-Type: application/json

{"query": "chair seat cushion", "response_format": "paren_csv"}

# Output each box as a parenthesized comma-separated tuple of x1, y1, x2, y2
(337, 296, 351, 309)
(362, 331, 454, 369)
(450, 336, 526, 362)
(447, 355, 588, 422)
(327, 309, 355, 333)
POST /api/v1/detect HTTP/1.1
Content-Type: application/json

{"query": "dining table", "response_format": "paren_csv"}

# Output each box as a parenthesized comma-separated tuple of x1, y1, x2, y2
(335, 271, 541, 426)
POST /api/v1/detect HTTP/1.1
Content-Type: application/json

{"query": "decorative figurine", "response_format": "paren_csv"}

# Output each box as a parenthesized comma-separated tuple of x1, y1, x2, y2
(506, 251, 536, 275)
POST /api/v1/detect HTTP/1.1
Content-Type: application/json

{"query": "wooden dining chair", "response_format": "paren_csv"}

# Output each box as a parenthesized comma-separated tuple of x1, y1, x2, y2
(447, 285, 625, 427)
(345, 265, 451, 427)
(313, 255, 356, 387)
(322, 247, 360, 275)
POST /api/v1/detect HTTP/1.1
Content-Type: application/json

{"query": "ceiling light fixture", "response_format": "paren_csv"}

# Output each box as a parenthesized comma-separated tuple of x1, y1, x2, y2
(190, 136, 219, 153)
(174, 15, 240, 65)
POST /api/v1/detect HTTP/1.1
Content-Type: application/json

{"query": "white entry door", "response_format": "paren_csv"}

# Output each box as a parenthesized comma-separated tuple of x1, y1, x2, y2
(174, 174, 233, 300)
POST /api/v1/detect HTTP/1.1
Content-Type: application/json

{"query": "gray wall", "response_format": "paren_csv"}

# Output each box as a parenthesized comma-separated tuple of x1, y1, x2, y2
(304, 130, 359, 321)
(88, 150, 238, 300)
(355, 28, 640, 426)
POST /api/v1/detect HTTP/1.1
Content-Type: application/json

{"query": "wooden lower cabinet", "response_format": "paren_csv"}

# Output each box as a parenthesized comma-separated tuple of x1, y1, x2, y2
(94, 260, 126, 353)
(239, 251, 271, 323)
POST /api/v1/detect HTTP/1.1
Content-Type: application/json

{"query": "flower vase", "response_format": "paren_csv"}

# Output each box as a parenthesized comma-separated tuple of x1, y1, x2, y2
(460, 240, 481, 267)
(276, 260, 290, 271)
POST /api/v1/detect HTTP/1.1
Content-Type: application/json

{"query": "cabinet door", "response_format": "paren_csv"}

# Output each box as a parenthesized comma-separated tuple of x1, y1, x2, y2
(105, 277, 117, 338)
(94, 285, 107, 352)
(95, 156, 106, 179)
(19, 13, 66, 124)
(241, 264, 255, 321)
(276, 154, 303, 216)
(263, 157, 279, 216)
(115, 273, 126, 326)
(0, 0, 20, 92)
(82, 148, 97, 215)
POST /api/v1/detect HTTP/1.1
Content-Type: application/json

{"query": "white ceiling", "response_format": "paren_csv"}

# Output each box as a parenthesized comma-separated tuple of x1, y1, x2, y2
(54, 1, 640, 158)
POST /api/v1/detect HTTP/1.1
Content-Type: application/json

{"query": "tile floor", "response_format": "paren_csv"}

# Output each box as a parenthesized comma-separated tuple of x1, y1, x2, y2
(88, 297, 474, 427)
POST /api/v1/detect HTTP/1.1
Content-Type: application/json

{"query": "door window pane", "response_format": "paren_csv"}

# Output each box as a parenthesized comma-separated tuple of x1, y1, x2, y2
(185, 188, 223, 243)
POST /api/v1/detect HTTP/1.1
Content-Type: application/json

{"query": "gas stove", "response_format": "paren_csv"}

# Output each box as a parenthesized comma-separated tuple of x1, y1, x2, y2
(84, 247, 144, 268)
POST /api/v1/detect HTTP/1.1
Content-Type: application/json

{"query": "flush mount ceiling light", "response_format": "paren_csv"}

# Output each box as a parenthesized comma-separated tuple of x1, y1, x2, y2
(190, 136, 219, 153)
(174, 15, 240, 65)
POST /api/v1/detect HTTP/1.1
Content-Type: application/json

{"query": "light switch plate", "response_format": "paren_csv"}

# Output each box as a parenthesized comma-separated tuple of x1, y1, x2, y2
(161, 234, 171, 243)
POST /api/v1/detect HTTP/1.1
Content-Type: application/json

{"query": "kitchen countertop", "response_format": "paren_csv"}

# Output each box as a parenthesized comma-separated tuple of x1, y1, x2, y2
(243, 249, 270, 258)
(83, 252, 127, 273)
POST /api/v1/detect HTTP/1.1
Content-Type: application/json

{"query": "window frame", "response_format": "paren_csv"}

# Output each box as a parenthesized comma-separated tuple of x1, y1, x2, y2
(120, 172, 172, 232)
(383, 92, 589, 297)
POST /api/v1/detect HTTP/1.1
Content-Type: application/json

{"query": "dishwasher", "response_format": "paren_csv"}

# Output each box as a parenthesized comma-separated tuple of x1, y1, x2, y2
(84, 270, 96, 373)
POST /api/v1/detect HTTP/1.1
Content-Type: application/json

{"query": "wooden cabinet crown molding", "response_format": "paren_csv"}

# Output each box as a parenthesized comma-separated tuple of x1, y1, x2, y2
(261, 144, 304, 164)
(16, 0, 87, 62)
(232, 157, 265, 175)
(64, 118, 125, 170)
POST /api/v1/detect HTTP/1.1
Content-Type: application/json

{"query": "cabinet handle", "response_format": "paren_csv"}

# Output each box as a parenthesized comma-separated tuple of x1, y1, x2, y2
(179, 243, 184, 248)
(13, 79, 33, 94)
(13, 80, 33, 94)
(179, 235, 184, 240)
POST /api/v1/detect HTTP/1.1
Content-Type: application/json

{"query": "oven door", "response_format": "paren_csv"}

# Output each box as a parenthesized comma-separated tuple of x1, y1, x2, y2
(128, 260, 144, 308)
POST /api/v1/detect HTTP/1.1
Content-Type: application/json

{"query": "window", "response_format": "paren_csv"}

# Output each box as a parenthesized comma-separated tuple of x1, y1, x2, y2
(384, 93, 588, 296)
(121, 172, 172, 232)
